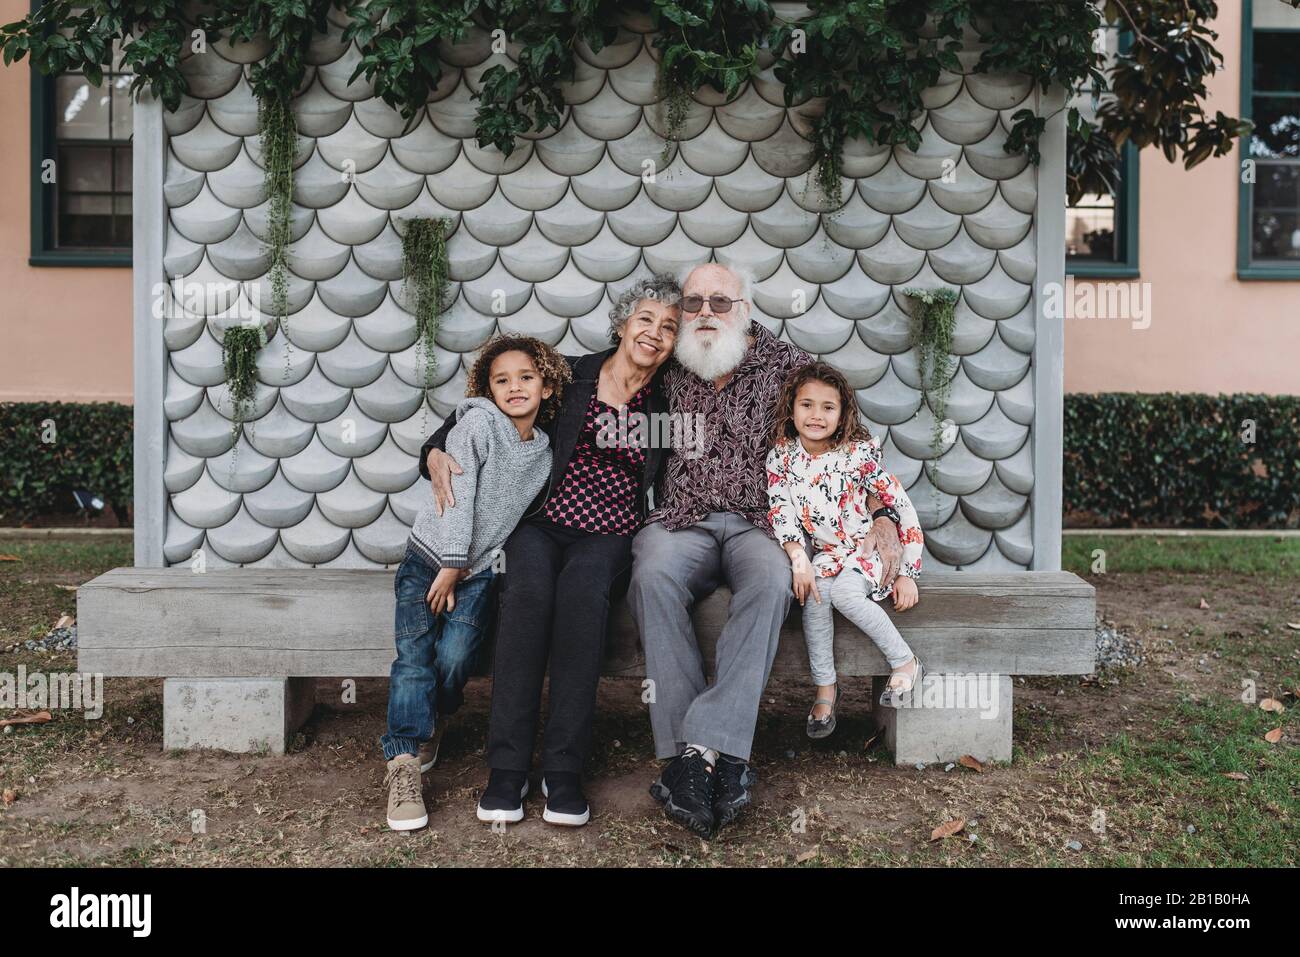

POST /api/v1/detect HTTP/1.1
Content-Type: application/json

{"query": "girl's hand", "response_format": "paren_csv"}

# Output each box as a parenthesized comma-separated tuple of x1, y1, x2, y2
(789, 548, 821, 607)
(426, 566, 463, 616)
(892, 576, 918, 611)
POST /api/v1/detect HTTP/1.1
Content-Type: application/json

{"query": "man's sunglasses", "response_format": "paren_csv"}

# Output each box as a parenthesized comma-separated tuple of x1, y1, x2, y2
(680, 295, 744, 314)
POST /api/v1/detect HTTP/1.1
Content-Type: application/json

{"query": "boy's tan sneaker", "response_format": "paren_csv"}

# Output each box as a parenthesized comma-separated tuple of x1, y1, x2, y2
(418, 721, 447, 773)
(384, 754, 428, 831)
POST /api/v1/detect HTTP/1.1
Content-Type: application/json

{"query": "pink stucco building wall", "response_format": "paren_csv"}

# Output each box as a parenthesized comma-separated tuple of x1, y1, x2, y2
(0, 0, 1293, 403)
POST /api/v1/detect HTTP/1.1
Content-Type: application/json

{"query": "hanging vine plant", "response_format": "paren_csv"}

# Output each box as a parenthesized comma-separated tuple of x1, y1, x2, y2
(258, 93, 297, 377)
(222, 324, 268, 430)
(400, 217, 452, 398)
(903, 286, 959, 465)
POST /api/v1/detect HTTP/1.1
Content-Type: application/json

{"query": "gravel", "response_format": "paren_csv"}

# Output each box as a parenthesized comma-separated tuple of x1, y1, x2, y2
(18, 623, 77, 654)
(1095, 616, 1142, 671)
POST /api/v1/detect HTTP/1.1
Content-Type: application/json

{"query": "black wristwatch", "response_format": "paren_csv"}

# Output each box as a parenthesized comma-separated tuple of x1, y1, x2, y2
(871, 505, 901, 527)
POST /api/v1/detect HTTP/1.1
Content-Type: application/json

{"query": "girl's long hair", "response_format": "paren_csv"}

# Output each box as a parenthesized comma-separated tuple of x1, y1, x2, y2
(771, 361, 872, 449)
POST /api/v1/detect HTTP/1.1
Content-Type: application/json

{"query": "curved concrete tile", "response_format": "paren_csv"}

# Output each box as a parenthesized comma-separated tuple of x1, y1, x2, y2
(317, 470, 389, 528)
(352, 223, 407, 282)
(179, 49, 243, 99)
(893, 192, 962, 250)
(244, 399, 316, 459)
(386, 116, 459, 175)
(572, 224, 642, 281)
(858, 229, 926, 285)
(318, 402, 388, 458)
(280, 363, 353, 422)
(713, 226, 784, 279)
(353, 435, 419, 494)
(315, 258, 390, 317)
(822, 192, 891, 250)
(857, 158, 926, 215)
(809, 322, 887, 384)
(280, 505, 352, 564)
(750, 189, 820, 248)
(606, 190, 677, 246)
(171, 184, 241, 245)
(924, 508, 993, 566)
(316, 188, 391, 246)
(928, 87, 998, 145)
(353, 151, 426, 210)
(997, 303, 1035, 355)
(821, 267, 891, 322)
(207, 437, 278, 493)
(857, 366, 922, 424)
(928, 157, 997, 215)
(533, 262, 605, 318)
(163, 508, 206, 565)
(996, 373, 1034, 426)
(499, 226, 570, 283)
(164, 445, 205, 494)
(965, 192, 1033, 250)
(749, 118, 814, 177)
(962, 263, 1031, 320)
(243, 469, 315, 528)
(641, 225, 710, 278)
(894, 122, 963, 181)
(962, 402, 1029, 461)
(534, 119, 607, 177)
(171, 469, 242, 529)
(964, 333, 1031, 391)
(929, 227, 998, 285)
(994, 510, 1033, 566)
(994, 440, 1034, 496)
(357, 362, 432, 420)
(280, 435, 351, 493)
(787, 229, 855, 284)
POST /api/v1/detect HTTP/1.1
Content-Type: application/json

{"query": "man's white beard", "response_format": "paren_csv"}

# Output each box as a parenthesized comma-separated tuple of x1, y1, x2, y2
(675, 317, 750, 381)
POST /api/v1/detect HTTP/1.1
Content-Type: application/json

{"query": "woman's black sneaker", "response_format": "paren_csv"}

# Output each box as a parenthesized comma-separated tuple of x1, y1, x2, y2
(649, 748, 715, 838)
(541, 772, 591, 826)
(476, 769, 529, 824)
(712, 755, 756, 828)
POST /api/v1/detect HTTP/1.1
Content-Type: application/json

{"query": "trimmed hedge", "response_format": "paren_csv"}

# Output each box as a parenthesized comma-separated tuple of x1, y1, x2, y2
(2, 395, 1297, 529)
(1064, 393, 1300, 529)
(0, 402, 133, 524)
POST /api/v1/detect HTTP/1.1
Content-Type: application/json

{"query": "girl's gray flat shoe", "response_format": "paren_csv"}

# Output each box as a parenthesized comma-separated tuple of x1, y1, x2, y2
(805, 684, 839, 739)
(879, 655, 923, 709)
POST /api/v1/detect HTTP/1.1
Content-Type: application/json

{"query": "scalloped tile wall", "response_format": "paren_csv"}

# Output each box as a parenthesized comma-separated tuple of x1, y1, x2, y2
(161, 23, 1039, 572)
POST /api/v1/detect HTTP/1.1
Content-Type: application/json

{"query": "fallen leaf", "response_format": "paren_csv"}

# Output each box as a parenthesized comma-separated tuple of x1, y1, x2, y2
(862, 726, 882, 751)
(172, 835, 193, 845)
(1222, 772, 1249, 781)
(55, 615, 75, 629)
(958, 754, 984, 773)
(1260, 698, 1285, 714)
(795, 848, 819, 864)
(0, 555, 19, 562)
(1264, 728, 1283, 744)
(54, 585, 78, 593)
(929, 818, 965, 841)
(1250, 459, 1268, 478)
(0, 711, 52, 728)
(1198, 598, 1210, 610)
(1286, 623, 1300, 631)
(2, 789, 16, 806)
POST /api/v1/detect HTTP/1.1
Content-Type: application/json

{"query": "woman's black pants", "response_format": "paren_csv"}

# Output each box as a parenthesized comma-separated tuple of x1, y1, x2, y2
(486, 518, 633, 774)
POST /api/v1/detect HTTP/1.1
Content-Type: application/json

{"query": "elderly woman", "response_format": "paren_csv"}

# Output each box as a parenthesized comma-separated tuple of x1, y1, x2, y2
(418, 274, 681, 827)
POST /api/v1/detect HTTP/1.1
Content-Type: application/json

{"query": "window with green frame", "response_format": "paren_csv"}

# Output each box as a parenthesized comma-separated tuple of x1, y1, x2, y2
(1239, 0, 1300, 279)
(1066, 22, 1139, 278)
(29, 18, 132, 267)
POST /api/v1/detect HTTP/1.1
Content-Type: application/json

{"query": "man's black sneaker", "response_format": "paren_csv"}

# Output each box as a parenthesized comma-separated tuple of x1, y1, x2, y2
(541, 771, 591, 826)
(712, 754, 756, 828)
(476, 769, 529, 824)
(649, 748, 716, 838)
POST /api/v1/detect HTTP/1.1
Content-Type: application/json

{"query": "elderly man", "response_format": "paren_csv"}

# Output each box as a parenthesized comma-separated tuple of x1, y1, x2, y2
(634, 262, 904, 838)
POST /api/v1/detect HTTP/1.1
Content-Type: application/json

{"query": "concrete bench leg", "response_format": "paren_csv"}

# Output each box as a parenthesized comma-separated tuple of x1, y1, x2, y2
(163, 678, 315, 754)
(871, 673, 1012, 767)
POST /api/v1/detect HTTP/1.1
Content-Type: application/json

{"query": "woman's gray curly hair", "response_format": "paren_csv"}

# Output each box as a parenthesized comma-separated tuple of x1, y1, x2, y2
(607, 274, 683, 344)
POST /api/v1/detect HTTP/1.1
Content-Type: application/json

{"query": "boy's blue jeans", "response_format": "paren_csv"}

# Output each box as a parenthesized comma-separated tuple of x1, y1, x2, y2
(381, 547, 495, 761)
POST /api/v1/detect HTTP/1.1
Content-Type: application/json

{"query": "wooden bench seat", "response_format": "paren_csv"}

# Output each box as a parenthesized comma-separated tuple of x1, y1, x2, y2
(78, 568, 1096, 764)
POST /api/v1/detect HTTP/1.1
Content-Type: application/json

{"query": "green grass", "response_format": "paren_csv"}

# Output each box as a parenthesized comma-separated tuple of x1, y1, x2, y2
(1063, 534, 1300, 576)
(1072, 695, 1299, 867)
(0, 536, 132, 643)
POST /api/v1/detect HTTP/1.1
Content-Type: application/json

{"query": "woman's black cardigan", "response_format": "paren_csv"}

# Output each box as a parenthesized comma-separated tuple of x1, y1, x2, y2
(417, 348, 671, 525)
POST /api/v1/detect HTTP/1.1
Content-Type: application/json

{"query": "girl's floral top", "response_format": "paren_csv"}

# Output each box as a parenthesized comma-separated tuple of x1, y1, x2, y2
(766, 436, 924, 600)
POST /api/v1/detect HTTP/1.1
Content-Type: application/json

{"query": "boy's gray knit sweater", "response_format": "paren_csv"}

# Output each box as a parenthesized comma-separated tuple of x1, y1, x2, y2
(408, 397, 551, 575)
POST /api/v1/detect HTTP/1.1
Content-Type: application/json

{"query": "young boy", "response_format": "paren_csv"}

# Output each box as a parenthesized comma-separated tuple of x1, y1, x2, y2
(382, 335, 570, 831)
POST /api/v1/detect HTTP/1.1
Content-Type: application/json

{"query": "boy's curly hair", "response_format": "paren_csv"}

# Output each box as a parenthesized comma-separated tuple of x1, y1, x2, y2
(771, 361, 872, 449)
(466, 334, 572, 425)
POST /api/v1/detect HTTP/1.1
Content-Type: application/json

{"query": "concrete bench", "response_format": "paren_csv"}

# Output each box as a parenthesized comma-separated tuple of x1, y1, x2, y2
(77, 569, 1095, 765)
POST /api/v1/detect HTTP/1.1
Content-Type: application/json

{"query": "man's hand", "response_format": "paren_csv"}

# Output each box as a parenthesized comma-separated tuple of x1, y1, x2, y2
(865, 516, 903, 587)
(425, 449, 464, 516)
(784, 542, 821, 607)
(892, 575, 918, 611)
(425, 566, 463, 616)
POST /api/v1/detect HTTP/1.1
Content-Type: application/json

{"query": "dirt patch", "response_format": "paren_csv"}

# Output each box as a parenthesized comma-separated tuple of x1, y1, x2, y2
(1, 569, 1296, 867)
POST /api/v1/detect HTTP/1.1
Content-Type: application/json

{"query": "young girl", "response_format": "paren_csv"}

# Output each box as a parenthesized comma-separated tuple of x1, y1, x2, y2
(382, 335, 571, 831)
(766, 362, 925, 739)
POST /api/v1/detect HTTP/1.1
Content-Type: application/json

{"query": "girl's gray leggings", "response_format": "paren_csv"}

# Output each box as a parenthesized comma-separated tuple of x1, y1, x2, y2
(800, 570, 914, 686)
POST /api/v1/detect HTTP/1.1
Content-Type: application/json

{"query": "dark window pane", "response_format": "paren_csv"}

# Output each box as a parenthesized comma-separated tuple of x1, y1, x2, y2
(55, 74, 110, 139)
(114, 147, 132, 192)
(60, 145, 112, 191)
(1254, 162, 1300, 212)
(1066, 200, 1118, 261)
(110, 75, 133, 139)
(1248, 96, 1300, 159)
(1252, 210, 1300, 261)
(59, 194, 114, 247)
(1253, 32, 1300, 92)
